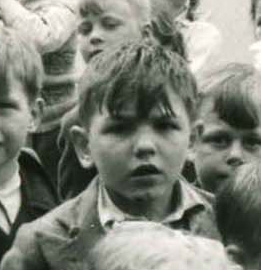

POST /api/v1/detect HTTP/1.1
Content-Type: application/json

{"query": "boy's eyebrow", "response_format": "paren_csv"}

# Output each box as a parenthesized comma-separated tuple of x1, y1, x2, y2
(80, 3, 103, 17)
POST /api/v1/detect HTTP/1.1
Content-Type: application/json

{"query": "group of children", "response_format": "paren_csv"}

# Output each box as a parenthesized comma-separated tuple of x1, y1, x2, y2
(0, 0, 261, 269)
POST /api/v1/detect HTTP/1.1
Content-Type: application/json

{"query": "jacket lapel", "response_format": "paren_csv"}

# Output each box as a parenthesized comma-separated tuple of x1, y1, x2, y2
(37, 179, 105, 270)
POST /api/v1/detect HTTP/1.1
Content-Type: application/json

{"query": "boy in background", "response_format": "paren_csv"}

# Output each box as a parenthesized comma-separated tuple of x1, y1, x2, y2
(0, 0, 79, 187)
(192, 63, 261, 193)
(216, 161, 261, 270)
(58, 0, 152, 200)
(2, 40, 219, 270)
(0, 26, 58, 262)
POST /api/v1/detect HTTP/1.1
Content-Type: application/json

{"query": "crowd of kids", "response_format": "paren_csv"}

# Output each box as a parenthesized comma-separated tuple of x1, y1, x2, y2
(0, 0, 261, 269)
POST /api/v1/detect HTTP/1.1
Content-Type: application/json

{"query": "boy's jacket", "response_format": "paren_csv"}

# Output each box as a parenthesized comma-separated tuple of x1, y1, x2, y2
(0, 148, 59, 262)
(1, 178, 220, 270)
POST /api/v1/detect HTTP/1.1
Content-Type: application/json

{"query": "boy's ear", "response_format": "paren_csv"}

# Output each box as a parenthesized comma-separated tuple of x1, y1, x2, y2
(28, 97, 45, 132)
(70, 125, 94, 169)
(225, 244, 245, 269)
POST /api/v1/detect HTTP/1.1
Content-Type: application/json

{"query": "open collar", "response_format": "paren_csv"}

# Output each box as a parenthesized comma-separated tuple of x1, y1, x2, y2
(98, 176, 207, 229)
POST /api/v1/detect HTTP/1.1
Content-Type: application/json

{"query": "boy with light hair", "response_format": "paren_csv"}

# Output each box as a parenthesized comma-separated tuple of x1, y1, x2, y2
(89, 222, 234, 270)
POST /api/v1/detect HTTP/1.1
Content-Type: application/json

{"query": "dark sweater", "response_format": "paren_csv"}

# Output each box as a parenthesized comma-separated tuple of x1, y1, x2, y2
(0, 149, 59, 262)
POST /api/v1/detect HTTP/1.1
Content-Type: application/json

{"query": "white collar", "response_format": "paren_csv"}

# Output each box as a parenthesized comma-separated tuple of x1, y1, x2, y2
(0, 168, 21, 233)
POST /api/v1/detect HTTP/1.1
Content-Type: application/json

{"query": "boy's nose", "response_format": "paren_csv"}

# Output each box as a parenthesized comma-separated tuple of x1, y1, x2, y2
(133, 128, 157, 159)
(226, 141, 244, 167)
(89, 27, 104, 45)
(90, 36, 103, 45)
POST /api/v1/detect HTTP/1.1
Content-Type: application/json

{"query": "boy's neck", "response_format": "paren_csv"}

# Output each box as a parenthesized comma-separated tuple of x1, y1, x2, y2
(0, 160, 19, 189)
(107, 186, 176, 221)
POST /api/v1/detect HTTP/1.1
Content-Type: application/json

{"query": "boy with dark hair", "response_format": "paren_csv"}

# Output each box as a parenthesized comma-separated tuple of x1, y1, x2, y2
(216, 161, 261, 270)
(0, 26, 58, 261)
(193, 63, 261, 193)
(58, 0, 152, 201)
(1, 40, 220, 270)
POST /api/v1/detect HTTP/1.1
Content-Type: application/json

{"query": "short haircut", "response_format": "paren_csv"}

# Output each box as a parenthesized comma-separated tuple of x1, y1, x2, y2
(78, 40, 198, 127)
(88, 221, 232, 270)
(216, 161, 261, 257)
(79, 0, 151, 27)
(197, 63, 261, 129)
(150, 0, 187, 58)
(0, 26, 43, 104)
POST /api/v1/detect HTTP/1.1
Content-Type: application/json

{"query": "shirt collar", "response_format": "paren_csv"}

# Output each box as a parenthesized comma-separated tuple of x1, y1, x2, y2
(0, 166, 21, 197)
(98, 176, 205, 231)
(98, 181, 146, 231)
(0, 167, 21, 232)
(163, 176, 205, 224)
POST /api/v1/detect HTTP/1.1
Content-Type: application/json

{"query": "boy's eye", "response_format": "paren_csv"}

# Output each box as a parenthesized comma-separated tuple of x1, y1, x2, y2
(202, 134, 231, 149)
(103, 122, 133, 135)
(154, 120, 180, 131)
(0, 101, 17, 110)
(78, 22, 92, 35)
(102, 17, 122, 30)
(243, 136, 261, 151)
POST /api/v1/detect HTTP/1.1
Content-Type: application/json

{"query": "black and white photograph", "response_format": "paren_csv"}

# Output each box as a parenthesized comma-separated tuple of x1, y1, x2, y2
(0, 0, 260, 269)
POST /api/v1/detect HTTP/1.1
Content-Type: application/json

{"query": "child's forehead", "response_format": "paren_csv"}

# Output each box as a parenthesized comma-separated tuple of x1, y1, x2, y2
(80, 0, 133, 16)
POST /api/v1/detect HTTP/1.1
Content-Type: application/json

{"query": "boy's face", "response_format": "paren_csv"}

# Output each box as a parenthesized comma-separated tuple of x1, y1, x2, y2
(82, 86, 191, 201)
(194, 101, 261, 193)
(78, 0, 143, 62)
(0, 74, 34, 174)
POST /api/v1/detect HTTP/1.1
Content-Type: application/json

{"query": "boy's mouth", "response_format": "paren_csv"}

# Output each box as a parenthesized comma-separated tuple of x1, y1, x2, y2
(89, 49, 103, 60)
(131, 165, 161, 177)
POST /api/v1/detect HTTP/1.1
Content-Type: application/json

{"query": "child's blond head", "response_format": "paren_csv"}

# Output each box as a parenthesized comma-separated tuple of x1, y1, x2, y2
(88, 222, 233, 270)
(0, 26, 43, 104)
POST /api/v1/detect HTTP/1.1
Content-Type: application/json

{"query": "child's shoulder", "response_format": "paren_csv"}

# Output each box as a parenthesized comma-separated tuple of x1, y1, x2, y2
(18, 147, 49, 182)
(18, 148, 59, 211)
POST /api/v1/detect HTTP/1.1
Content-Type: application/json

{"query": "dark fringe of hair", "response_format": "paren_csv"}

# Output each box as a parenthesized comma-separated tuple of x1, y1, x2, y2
(78, 40, 197, 127)
(199, 63, 261, 129)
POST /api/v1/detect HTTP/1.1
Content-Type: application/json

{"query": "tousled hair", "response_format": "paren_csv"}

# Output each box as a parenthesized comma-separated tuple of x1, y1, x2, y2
(0, 26, 43, 104)
(79, 0, 151, 27)
(198, 63, 261, 129)
(87, 221, 232, 270)
(78, 40, 198, 127)
(216, 161, 261, 257)
(150, 0, 187, 59)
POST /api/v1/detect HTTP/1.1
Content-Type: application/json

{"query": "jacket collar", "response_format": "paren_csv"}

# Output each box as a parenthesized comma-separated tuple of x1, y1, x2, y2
(36, 178, 105, 270)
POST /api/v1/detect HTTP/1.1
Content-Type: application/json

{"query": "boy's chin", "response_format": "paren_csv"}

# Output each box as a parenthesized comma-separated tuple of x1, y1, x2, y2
(124, 184, 172, 202)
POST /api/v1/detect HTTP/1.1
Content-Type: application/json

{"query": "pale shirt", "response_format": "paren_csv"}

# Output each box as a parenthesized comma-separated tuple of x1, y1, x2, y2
(98, 178, 206, 231)
(0, 169, 21, 234)
(0, 0, 77, 54)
